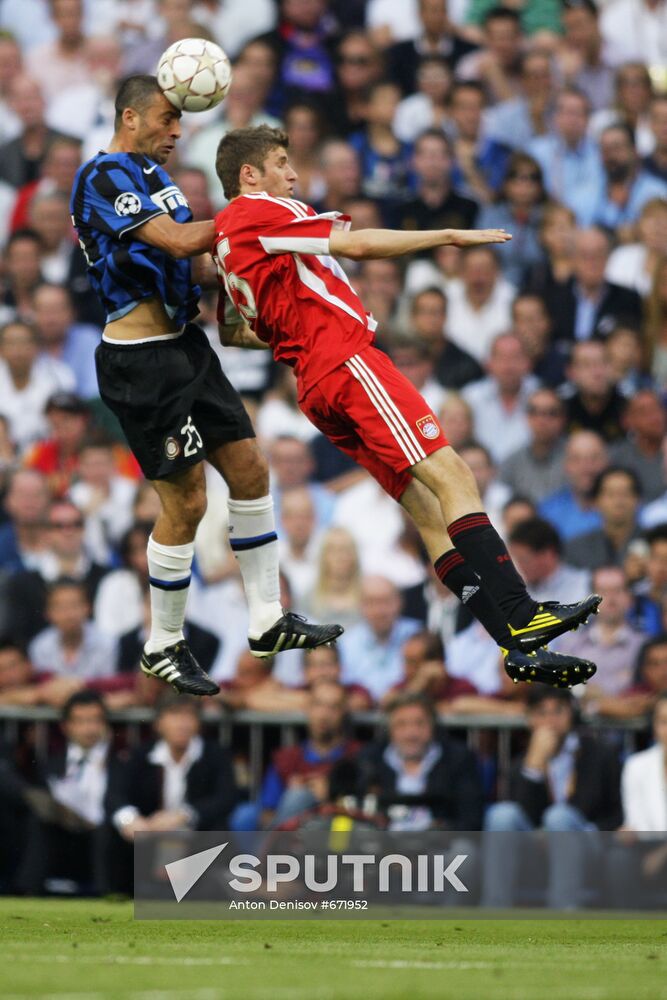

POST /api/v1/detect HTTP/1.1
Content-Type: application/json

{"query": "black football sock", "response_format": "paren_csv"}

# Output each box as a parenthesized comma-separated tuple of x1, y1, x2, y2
(446, 512, 538, 628)
(434, 549, 516, 650)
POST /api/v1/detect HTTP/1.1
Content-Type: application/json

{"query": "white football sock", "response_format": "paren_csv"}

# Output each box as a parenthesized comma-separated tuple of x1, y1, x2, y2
(144, 534, 194, 654)
(228, 495, 283, 638)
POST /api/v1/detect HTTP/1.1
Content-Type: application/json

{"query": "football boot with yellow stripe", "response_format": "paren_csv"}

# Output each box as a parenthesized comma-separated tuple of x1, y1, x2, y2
(504, 648, 596, 689)
(509, 594, 602, 654)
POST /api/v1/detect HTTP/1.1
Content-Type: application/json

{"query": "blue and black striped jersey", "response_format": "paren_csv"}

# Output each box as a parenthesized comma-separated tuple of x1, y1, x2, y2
(70, 151, 200, 326)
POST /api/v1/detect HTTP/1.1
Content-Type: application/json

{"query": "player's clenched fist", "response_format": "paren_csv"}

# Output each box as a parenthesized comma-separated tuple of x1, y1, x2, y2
(446, 229, 513, 247)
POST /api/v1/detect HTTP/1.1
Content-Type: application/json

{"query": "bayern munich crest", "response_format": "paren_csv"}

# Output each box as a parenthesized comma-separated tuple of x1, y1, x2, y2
(416, 415, 440, 440)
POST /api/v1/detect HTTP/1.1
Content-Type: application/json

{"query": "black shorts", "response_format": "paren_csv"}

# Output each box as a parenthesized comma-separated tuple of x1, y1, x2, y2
(95, 323, 255, 480)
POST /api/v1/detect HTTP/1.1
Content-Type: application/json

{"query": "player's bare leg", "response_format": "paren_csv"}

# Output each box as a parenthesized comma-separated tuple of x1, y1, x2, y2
(142, 462, 218, 695)
(207, 438, 343, 656)
(400, 467, 599, 689)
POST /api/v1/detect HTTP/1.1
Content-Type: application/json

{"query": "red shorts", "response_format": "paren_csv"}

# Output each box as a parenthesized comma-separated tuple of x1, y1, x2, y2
(300, 345, 449, 500)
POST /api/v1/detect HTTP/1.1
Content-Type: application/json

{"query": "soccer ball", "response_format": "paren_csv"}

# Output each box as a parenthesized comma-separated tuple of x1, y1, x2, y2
(156, 38, 232, 113)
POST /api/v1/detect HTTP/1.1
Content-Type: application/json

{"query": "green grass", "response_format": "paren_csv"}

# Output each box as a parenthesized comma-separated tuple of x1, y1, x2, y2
(1, 898, 667, 1000)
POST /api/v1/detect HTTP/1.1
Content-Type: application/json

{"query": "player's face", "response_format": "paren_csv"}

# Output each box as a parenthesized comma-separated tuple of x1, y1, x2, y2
(133, 93, 182, 164)
(258, 146, 298, 198)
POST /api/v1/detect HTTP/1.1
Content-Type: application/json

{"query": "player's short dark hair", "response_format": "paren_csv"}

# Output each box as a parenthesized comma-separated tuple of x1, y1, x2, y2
(508, 516, 563, 556)
(216, 125, 290, 200)
(114, 75, 164, 131)
(62, 689, 109, 723)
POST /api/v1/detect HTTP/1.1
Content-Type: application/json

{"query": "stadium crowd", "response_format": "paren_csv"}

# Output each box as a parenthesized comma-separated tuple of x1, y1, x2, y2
(0, 0, 666, 903)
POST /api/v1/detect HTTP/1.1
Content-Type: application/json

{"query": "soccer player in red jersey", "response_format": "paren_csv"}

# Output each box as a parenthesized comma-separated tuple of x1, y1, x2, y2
(212, 125, 601, 688)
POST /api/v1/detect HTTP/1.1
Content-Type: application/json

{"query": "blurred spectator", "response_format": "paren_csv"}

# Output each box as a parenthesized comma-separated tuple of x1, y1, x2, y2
(0, 467, 50, 573)
(522, 202, 577, 314)
(558, 564, 647, 699)
(388, 0, 475, 96)
(121, 0, 210, 76)
(0, 639, 36, 704)
(268, 435, 334, 532)
(456, 7, 523, 104)
(485, 49, 556, 152)
(630, 529, 667, 638)
(465, 0, 563, 39)
(0, 31, 23, 144)
(261, 680, 359, 826)
(358, 691, 484, 830)
(351, 81, 412, 205)
(1, 229, 44, 319)
(10, 135, 82, 230)
(108, 696, 238, 849)
(557, 0, 614, 112)
(193, 0, 277, 61)
(562, 340, 629, 444)
(458, 441, 511, 531)
(330, 29, 384, 137)
(393, 54, 452, 144)
(644, 94, 667, 183)
(365, 0, 420, 48)
(314, 139, 362, 215)
(338, 575, 421, 703)
(448, 80, 511, 205)
(26, 192, 76, 287)
(25, 0, 89, 101)
(482, 686, 622, 909)
(499, 388, 567, 503)
(590, 635, 667, 719)
(600, 3, 667, 86)
(620, 692, 667, 832)
(302, 644, 371, 711)
(399, 129, 478, 237)
(593, 123, 667, 237)
(389, 336, 448, 413)
(501, 494, 537, 537)
(605, 323, 653, 398)
(284, 101, 326, 204)
(69, 435, 137, 565)
(508, 516, 590, 603)
(24, 391, 90, 497)
(257, 368, 320, 443)
(380, 630, 478, 712)
(565, 467, 643, 572)
(93, 522, 151, 639)
(539, 430, 608, 540)
(29, 578, 116, 680)
(16, 690, 117, 896)
(462, 333, 538, 464)
(611, 390, 666, 503)
(549, 227, 642, 344)
(604, 197, 667, 298)
(0, 318, 74, 451)
(3, 498, 107, 645)
(528, 87, 603, 226)
(407, 286, 484, 390)
(645, 254, 667, 386)
(590, 62, 656, 158)
(477, 152, 546, 286)
(278, 486, 320, 608)
(0, 75, 74, 189)
(510, 293, 568, 388)
(446, 246, 515, 362)
(438, 393, 475, 451)
(302, 527, 362, 633)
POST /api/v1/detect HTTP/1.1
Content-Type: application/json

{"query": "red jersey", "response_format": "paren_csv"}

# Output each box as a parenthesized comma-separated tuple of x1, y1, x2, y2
(213, 193, 377, 399)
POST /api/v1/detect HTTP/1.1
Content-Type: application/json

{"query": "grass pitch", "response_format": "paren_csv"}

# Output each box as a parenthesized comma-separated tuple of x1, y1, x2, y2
(1, 898, 666, 1000)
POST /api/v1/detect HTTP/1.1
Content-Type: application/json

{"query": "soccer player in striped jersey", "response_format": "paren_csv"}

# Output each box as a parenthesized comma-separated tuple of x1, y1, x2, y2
(70, 80, 342, 697)
(212, 125, 602, 690)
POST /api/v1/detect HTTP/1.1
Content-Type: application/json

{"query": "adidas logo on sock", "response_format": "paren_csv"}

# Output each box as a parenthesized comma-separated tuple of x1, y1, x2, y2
(461, 585, 480, 604)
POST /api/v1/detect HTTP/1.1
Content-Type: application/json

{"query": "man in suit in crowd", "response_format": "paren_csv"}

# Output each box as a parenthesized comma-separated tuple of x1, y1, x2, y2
(482, 686, 622, 908)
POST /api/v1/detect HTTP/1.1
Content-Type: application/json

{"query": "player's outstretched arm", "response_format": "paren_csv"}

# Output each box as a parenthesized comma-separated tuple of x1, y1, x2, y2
(329, 226, 511, 261)
(134, 214, 216, 258)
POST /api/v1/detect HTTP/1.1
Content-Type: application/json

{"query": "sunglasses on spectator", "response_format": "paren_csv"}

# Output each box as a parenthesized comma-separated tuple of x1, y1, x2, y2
(338, 54, 372, 66)
(526, 406, 561, 417)
(49, 519, 85, 529)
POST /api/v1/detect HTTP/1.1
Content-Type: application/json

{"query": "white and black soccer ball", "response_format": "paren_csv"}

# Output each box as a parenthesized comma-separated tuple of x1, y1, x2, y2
(156, 38, 232, 113)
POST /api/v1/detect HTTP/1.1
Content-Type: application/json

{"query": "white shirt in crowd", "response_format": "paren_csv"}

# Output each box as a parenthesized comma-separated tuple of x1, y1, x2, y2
(445, 278, 516, 363)
(621, 744, 667, 833)
(48, 740, 110, 827)
(29, 622, 117, 679)
(0, 356, 75, 452)
(462, 374, 540, 464)
(69, 477, 137, 566)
